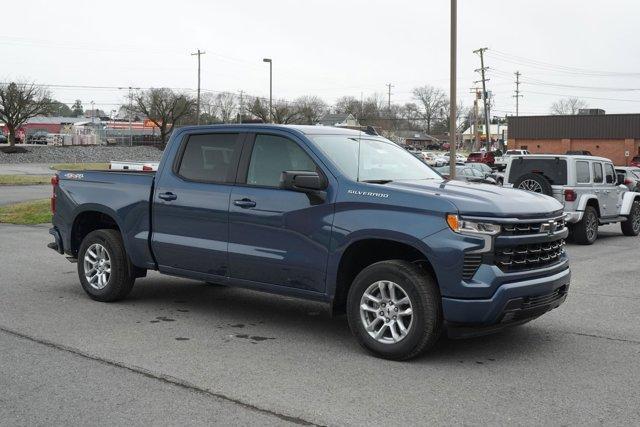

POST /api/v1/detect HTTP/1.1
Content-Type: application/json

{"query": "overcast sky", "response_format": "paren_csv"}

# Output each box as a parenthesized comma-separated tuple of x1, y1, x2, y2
(3, 0, 640, 116)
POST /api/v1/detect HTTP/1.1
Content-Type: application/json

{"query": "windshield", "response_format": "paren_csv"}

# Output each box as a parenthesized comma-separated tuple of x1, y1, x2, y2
(310, 134, 441, 182)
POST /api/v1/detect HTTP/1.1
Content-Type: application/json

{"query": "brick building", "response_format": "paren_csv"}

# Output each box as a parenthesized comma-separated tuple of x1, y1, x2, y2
(508, 113, 640, 166)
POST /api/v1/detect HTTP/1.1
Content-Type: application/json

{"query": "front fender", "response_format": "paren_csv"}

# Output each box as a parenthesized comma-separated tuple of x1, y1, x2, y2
(325, 228, 445, 300)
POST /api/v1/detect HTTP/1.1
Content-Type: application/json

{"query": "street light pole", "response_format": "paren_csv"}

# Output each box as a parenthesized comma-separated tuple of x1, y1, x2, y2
(449, 0, 457, 179)
(263, 58, 272, 123)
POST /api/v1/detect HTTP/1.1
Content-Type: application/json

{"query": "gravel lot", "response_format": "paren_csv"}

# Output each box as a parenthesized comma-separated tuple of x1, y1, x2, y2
(0, 145, 163, 164)
(0, 223, 638, 425)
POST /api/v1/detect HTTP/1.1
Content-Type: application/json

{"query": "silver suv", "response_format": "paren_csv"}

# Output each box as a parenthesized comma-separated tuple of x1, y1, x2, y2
(505, 154, 640, 244)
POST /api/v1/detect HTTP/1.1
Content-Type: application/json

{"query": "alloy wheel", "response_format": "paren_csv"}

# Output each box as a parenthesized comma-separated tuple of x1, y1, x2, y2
(83, 243, 111, 290)
(518, 179, 543, 193)
(359, 280, 414, 344)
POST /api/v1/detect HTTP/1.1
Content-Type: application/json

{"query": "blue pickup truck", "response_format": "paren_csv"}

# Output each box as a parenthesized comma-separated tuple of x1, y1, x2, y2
(48, 125, 570, 360)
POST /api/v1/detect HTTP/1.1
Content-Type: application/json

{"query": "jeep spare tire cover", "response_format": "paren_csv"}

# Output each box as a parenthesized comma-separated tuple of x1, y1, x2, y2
(513, 173, 553, 196)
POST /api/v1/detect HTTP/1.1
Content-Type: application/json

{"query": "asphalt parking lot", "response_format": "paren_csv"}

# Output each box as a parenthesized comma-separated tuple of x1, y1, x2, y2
(0, 223, 638, 426)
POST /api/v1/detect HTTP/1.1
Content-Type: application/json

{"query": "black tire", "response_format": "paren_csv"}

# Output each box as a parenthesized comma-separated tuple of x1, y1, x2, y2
(346, 260, 442, 360)
(621, 200, 640, 236)
(77, 229, 136, 302)
(571, 206, 599, 245)
(513, 173, 553, 196)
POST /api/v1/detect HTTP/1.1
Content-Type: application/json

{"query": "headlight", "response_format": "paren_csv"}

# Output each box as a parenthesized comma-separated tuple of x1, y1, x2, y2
(446, 214, 501, 235)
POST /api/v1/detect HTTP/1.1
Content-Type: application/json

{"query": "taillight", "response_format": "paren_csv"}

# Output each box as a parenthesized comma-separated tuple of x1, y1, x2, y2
(142, 165, 153, 171)
(564, 189, 577, 202)
(624, 178, 633, 185)
(51, 174, 59, 214)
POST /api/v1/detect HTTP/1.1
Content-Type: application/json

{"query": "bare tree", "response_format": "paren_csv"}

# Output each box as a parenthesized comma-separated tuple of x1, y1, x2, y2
(412, 85, 447, 133)
(0, 82, 51, 146)
(133, 88, 194, 146)
(272, 99, 300, 124)
(550, 97, 588, 115)
(215, 92, 237, 123)
(246, 97, 269, 122)
(199, 92, 219, 124)
(294, 96, 327, 124)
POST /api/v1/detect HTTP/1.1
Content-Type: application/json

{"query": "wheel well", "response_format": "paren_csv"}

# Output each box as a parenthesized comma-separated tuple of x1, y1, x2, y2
(70, 211, 120, 256)
(332, 239, 433, 315)
(585, 198, 600, 217)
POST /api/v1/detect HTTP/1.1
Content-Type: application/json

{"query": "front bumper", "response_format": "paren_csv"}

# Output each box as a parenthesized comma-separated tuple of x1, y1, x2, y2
(442, 266, 570, 338)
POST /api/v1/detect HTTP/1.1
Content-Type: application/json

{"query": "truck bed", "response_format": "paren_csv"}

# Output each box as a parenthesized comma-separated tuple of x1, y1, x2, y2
(54, 170, 156, 269)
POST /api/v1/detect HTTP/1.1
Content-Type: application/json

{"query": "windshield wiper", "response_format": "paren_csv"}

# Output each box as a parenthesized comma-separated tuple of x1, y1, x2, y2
(361, 179, 393, 184)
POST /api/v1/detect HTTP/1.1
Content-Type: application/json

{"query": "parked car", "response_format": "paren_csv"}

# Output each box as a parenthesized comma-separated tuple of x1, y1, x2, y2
(631, 156, 640, 167)
(494, 149, 530, 171)
(467, 151, 496, 167)
(49, 124, 571, 360)
(436, 165, 498, 185)
(615, 167, 640, 192)
(109, 161, 160, 171)
(27, 131, 50, 145)
(505, 154, 640, 244)
(0, 134, 7, 144)
(465, 162, 503, 184)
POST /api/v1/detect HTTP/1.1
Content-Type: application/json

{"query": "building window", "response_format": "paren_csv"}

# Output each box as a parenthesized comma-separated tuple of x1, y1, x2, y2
(520, 145, 528, 150)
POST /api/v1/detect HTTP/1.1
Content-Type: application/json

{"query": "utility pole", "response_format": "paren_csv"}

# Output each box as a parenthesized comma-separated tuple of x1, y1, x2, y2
(191, 49, 206, 125)
(469, 87, 481, 151)
(449, 0, 457, 179)
(473, 47, 491, 150)
(118, 86, 140, 146)
(386, 83, 394, 109)
(513, 71, 522, 116)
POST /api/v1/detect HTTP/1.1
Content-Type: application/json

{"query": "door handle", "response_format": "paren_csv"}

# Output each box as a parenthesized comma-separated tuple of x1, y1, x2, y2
(233, 198, 256, 208)
(158, 192, 177, 201)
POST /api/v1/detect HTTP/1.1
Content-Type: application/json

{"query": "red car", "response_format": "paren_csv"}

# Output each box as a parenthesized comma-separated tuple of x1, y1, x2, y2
(466, 151, 495, 166)
(631, 156, 640, 167)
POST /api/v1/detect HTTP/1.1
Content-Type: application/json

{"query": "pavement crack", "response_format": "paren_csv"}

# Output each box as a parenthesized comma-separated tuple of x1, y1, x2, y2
(0, 325, 321, 426)
(560, 330, 640, 345)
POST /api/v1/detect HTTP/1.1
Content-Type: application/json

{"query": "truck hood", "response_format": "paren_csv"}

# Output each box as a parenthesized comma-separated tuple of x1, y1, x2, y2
(385, 179, 563, 218)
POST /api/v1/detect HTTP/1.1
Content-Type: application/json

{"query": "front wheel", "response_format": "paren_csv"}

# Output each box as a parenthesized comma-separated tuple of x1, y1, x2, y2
(347, 260, 442, 360)
(78, 229, 136, 302)
(621, 201, 640, 236)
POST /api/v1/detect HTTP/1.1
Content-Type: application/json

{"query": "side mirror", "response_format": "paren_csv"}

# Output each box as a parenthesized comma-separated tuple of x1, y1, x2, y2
(280, 171, 326, 192)
(606, 174, 615, 184)
(616, 173, 626, 186)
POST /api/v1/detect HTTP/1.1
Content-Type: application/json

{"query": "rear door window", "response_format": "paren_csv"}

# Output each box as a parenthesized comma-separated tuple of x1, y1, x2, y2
(576, 161, 591, 184)
(508, 158, 567, 185)
(593, 163, 604, 183)
(177, 133, 241, 183)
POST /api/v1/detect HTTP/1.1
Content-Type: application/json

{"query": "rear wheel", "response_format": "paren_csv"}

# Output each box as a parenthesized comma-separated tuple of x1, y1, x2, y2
(78, 229, 136, 302)
(347, 260, 442, 360)
(621, 201, 640, 236)
(572, 206, 599, 245)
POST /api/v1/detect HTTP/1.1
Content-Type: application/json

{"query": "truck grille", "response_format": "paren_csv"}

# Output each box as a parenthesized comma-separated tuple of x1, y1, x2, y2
(501, 217, 566, 236)
(521, 285, 568, 310)
(462, 254, 482, 280)
(495, 239, 566, 272)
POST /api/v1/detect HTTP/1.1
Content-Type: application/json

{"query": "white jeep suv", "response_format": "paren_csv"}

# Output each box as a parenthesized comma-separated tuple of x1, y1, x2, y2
(505, 154, 640, 244)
